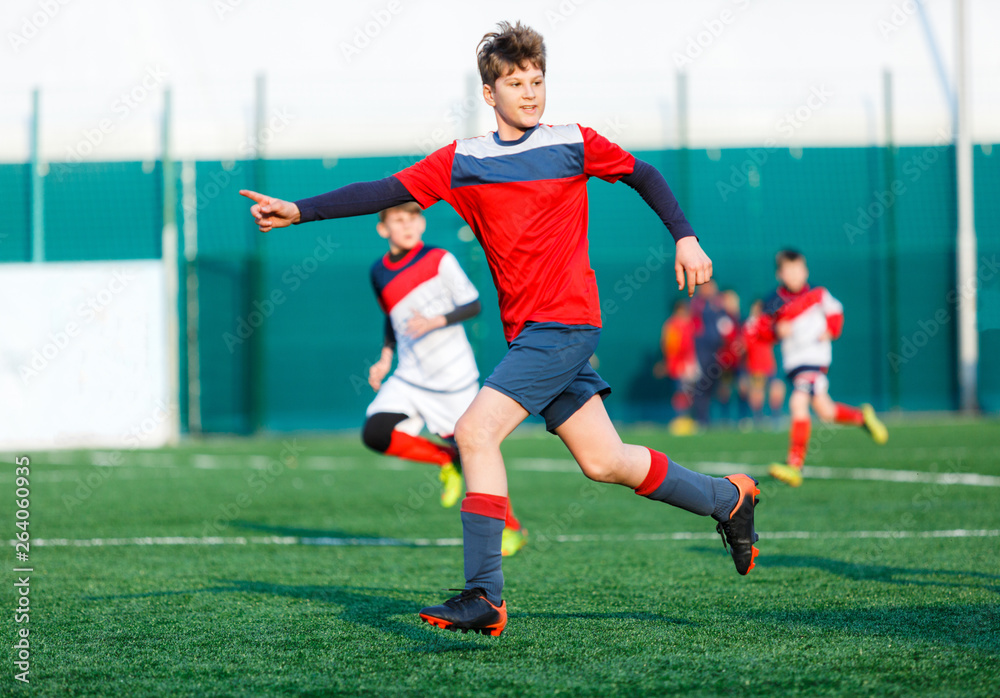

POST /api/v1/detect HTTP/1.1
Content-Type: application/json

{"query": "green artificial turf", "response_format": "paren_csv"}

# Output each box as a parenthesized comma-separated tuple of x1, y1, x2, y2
(2, 418, 998, 696)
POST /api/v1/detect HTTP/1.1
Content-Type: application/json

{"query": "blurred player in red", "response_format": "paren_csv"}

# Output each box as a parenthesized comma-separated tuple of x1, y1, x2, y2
(715, 289, 746, 423)
(760, 250, 888, 487)
(658, 300, 698, 433)
(362, 203, 527, 554)
(241, 21, 760, 637)
(741, 299, 785, 425)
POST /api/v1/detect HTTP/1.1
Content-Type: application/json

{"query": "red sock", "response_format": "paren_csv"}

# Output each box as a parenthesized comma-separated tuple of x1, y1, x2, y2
(461, 492, 508, 519)
(385, 431, 454, 466)
(834, 403, 864, 426)
(635, 449, 669, 496)
(788, 418, 811, 468)
(504, 504, 522, 531)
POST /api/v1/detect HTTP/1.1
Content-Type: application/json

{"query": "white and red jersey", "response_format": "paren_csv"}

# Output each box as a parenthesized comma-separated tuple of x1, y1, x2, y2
(760, 285, 844, 375)
(371, 243, 479, 392)
(394, 123, 636, 342)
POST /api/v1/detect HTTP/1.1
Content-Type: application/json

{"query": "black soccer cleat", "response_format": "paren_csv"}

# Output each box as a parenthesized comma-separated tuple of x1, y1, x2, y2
(419, 588, 507, 636)
(715, 474, 761, 575)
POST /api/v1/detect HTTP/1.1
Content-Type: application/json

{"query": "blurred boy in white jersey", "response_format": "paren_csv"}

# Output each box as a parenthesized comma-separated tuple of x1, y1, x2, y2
(760, 250, 888, 487)
(362, 203, 526, 552)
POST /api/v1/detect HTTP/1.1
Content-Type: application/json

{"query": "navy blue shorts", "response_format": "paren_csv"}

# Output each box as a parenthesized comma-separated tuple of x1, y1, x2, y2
(484, 322, 611, 433)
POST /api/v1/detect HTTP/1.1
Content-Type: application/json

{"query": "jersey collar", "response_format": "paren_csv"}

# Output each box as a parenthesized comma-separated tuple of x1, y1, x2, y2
(492, 124, 540, 147)
(383, 242, 424, 270)
(778, 283, 811, 301)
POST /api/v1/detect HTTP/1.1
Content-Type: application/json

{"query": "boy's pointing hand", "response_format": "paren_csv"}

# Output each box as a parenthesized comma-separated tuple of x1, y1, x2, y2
(240, 190, 301, 232)
(674, 236, 713, 297)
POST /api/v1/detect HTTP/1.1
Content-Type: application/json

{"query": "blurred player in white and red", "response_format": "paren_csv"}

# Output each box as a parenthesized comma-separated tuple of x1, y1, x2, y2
(741, 299, 785, 425)
(363, 203, 526, 554)
(760, 249, 888, 487)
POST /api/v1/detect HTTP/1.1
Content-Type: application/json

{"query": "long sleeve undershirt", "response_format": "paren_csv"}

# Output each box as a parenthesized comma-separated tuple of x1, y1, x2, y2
(296, 176, 415, 223)
(620, 159, 697, 242)
(294, 160, 695, 243)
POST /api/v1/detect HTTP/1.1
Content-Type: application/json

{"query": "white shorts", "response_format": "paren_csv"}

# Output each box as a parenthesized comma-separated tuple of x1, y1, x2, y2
(365, 376, 478, 438)
(790, 369, 830, 397)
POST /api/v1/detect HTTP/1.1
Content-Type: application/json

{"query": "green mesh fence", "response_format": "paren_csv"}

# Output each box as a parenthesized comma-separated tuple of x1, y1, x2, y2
(0, 164, 31, 262)
(4, 144, 998, 432)
(44, 161, 162, 261)
(974, 146, 1000, 411)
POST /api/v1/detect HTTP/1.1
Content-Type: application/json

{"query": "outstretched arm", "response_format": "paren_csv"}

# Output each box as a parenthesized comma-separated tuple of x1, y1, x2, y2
(240, 176, 416, 233)
(620, 160, 712, 297)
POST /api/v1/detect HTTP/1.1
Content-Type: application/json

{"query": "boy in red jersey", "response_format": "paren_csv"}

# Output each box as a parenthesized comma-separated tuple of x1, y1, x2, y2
(659, 300, 698, 430)
(759, 250, 888, 487)
(742, 299, 785, 424)
(240, 21, 760, 636)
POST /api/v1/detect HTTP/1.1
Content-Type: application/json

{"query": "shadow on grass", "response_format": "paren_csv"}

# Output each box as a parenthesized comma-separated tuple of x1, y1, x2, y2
(760, 603, 1000, 655)
(762, 552, 1000, 593)
(688, 545, 1000, 594)
(86, 582, 486, 653)
(229, 520, 419, 546)
(512, 611, 693, 625)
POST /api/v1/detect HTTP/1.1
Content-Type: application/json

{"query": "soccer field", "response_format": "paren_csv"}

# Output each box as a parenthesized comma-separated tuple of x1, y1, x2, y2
(4, 418, 999, 696)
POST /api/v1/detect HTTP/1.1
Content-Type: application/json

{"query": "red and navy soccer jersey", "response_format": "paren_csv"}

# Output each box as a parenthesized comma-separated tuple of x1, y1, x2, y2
(394, 124, 636, 342)
(370, 243, 479, 392)
(760, 284, 845, 374)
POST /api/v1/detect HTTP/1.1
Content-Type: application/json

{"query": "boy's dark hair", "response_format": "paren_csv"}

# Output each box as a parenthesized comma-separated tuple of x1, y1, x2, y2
(477, 21, 546, 87)
(775, 249, 805, 269)
(672, 299, 688, 313)
(378, 202, 423, 222)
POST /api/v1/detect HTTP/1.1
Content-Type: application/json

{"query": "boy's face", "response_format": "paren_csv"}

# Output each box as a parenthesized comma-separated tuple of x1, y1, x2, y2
(483, 63, 545, 136)
(722, 291, 740, 315)
(777, 259, 809, 293)
(377, 209, 425, 252)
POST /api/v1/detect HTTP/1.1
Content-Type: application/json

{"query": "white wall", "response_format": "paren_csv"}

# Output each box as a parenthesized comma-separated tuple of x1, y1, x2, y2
(0, 261, 174, 450)
(3, 0, 999, 162)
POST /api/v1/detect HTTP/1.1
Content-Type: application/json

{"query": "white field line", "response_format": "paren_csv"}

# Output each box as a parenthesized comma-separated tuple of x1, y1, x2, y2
(513, 458, 1000, 487)
(2, 455, 997, 486)
(10, 529, 999, 549)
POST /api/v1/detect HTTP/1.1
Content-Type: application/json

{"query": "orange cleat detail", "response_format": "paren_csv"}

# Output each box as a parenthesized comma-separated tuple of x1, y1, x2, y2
(419, 590, 507, 636)
(716, 474, 761, 575)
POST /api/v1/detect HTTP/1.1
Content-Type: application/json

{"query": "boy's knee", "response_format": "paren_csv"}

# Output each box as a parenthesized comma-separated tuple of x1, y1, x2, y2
(576, 451, 625, 484)
(454, 414, 486, 453)
(814, 404, 836, 422)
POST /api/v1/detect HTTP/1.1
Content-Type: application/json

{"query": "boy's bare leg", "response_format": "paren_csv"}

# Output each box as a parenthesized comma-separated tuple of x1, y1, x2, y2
(454, 386, 529, 495)
(553, 396, 649, 488)
(811, 392, 837, 422)
(768, 378, 786, 415)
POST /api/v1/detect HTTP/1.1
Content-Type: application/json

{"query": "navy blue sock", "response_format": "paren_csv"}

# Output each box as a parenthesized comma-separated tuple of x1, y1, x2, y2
(636, 449, 739, 521)
(460, 493, 506, 605)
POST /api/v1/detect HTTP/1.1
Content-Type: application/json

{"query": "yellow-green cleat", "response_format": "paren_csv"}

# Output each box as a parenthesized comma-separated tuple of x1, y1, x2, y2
(439, 463, 463, 508)
(501, 526, 528, 557)
(768, 463, 803, 488)
(861, 404, 888, 444)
